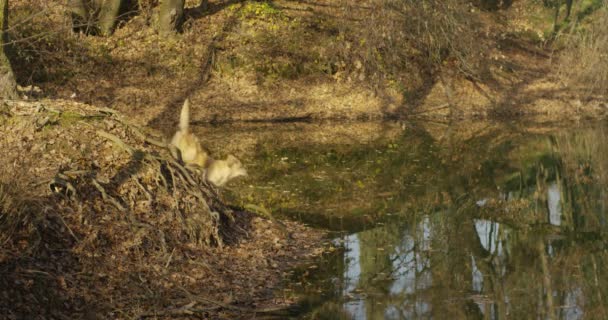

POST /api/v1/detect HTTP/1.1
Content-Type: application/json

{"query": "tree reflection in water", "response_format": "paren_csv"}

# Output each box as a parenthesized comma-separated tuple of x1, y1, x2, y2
(234, 122, 608, 319)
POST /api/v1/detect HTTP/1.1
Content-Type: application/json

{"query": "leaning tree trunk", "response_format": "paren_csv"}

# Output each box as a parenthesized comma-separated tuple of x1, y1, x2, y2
(159, 0, 185, 36)
(0, 0, 16, 99)
(99, 0, 124, 36)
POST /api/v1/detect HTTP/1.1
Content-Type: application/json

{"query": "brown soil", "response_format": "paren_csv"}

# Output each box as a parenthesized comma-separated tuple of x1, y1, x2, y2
(0, 100, 327, 319)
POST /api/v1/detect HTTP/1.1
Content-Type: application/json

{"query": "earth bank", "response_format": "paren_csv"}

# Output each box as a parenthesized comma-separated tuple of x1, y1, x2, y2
(0, 99, 327, 319)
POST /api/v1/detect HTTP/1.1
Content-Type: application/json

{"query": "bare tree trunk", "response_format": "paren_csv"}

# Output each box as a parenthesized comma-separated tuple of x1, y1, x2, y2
(99, 0, 124, 36)
(68, 0, 89, 20)
(0, 0, 17, 99)
(159, 0, 185, 36)
(68, 0, 98, 34)
(565, 0, 574, 19)
(553, 0, 562, 33)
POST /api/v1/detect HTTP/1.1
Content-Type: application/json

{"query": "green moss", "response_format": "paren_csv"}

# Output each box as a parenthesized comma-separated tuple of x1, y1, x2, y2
(56, 111, 88, 126)
(239, 1, 283, 20)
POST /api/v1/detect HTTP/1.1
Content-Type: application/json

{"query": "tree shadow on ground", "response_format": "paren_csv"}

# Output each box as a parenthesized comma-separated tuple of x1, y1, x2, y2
(486, 37, 568, 117)
(0, 194, 95, 319)
(185, 0, 245, 21)
(146, 1, 245, 134)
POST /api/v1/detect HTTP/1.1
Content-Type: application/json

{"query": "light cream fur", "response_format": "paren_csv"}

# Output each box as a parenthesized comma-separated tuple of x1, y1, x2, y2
(171, 99, 247, 186)
(206, 155, 248, 187)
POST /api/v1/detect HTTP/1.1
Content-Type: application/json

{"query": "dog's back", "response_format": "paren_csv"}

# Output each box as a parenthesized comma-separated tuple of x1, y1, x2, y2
(171, 99, 211, 167)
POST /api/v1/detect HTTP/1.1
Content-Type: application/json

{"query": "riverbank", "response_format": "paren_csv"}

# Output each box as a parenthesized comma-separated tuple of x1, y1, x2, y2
(1, 97, 606, 318)
(10, 0, 607, 134)
(0, 100, 328, 319)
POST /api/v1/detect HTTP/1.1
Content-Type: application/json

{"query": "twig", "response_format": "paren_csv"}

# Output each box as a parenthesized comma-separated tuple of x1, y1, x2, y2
(95, 130, 135, 156)
(62, 170, 92, 177)
(91, 106, 168, 148)
(165, 163, 177, 196)
(167, 159, 198, 187)
(91, 178, 126, 212)
(164, 248, 176, 269)
(54, 210, 80, 242)
(19, 269, 52, 276)
(50, 175, 79, 199)
(128, 125, 168, 149)
(138, 301, 200, 318)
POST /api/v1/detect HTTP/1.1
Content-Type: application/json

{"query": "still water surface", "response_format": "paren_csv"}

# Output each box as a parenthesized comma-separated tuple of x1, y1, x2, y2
(206, 120, 608, 319)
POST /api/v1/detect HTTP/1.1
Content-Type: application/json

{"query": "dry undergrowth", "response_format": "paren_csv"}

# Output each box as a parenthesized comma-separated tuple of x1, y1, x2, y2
(6, 0, 607, 126)
(558, 4, 608, 96)
(0, 100, 326, 319)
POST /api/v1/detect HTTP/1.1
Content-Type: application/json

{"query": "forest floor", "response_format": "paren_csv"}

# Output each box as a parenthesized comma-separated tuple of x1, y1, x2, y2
(2, 0, 608, 318)
(11, 0, 608, 135)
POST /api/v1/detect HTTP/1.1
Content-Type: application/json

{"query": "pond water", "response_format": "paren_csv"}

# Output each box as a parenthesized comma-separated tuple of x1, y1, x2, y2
(204, 120, 608, 320)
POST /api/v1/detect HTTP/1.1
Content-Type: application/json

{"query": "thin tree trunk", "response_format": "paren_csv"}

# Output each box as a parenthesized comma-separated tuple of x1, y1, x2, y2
(99, 0, 124, 36)
(159, 0, 185, 36)
(565, 0, 574, 19)
(68, 0, 96, 34)
(0, 0, 17, 99)
(553, 0, 562, 33)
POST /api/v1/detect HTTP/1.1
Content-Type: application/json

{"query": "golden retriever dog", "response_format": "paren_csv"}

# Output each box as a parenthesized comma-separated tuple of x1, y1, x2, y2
(171, 99, 247, 186)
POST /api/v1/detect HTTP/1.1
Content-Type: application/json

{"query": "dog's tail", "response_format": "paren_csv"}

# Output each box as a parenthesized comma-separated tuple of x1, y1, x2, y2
(179, 99, 191, 131)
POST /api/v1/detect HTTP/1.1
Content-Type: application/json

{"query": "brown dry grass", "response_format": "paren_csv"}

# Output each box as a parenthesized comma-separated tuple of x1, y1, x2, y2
(558, 3, 608, 96)
(6, 0, 606, 127)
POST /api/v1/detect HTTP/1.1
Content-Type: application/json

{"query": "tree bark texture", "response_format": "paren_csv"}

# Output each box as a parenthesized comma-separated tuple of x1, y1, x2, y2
(69, 0, 129, 36)
(99, 0, 124, 36)
(68, 0, 99, 34)
(0, 0, 17, 99)
(159, 0, 185, 35)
